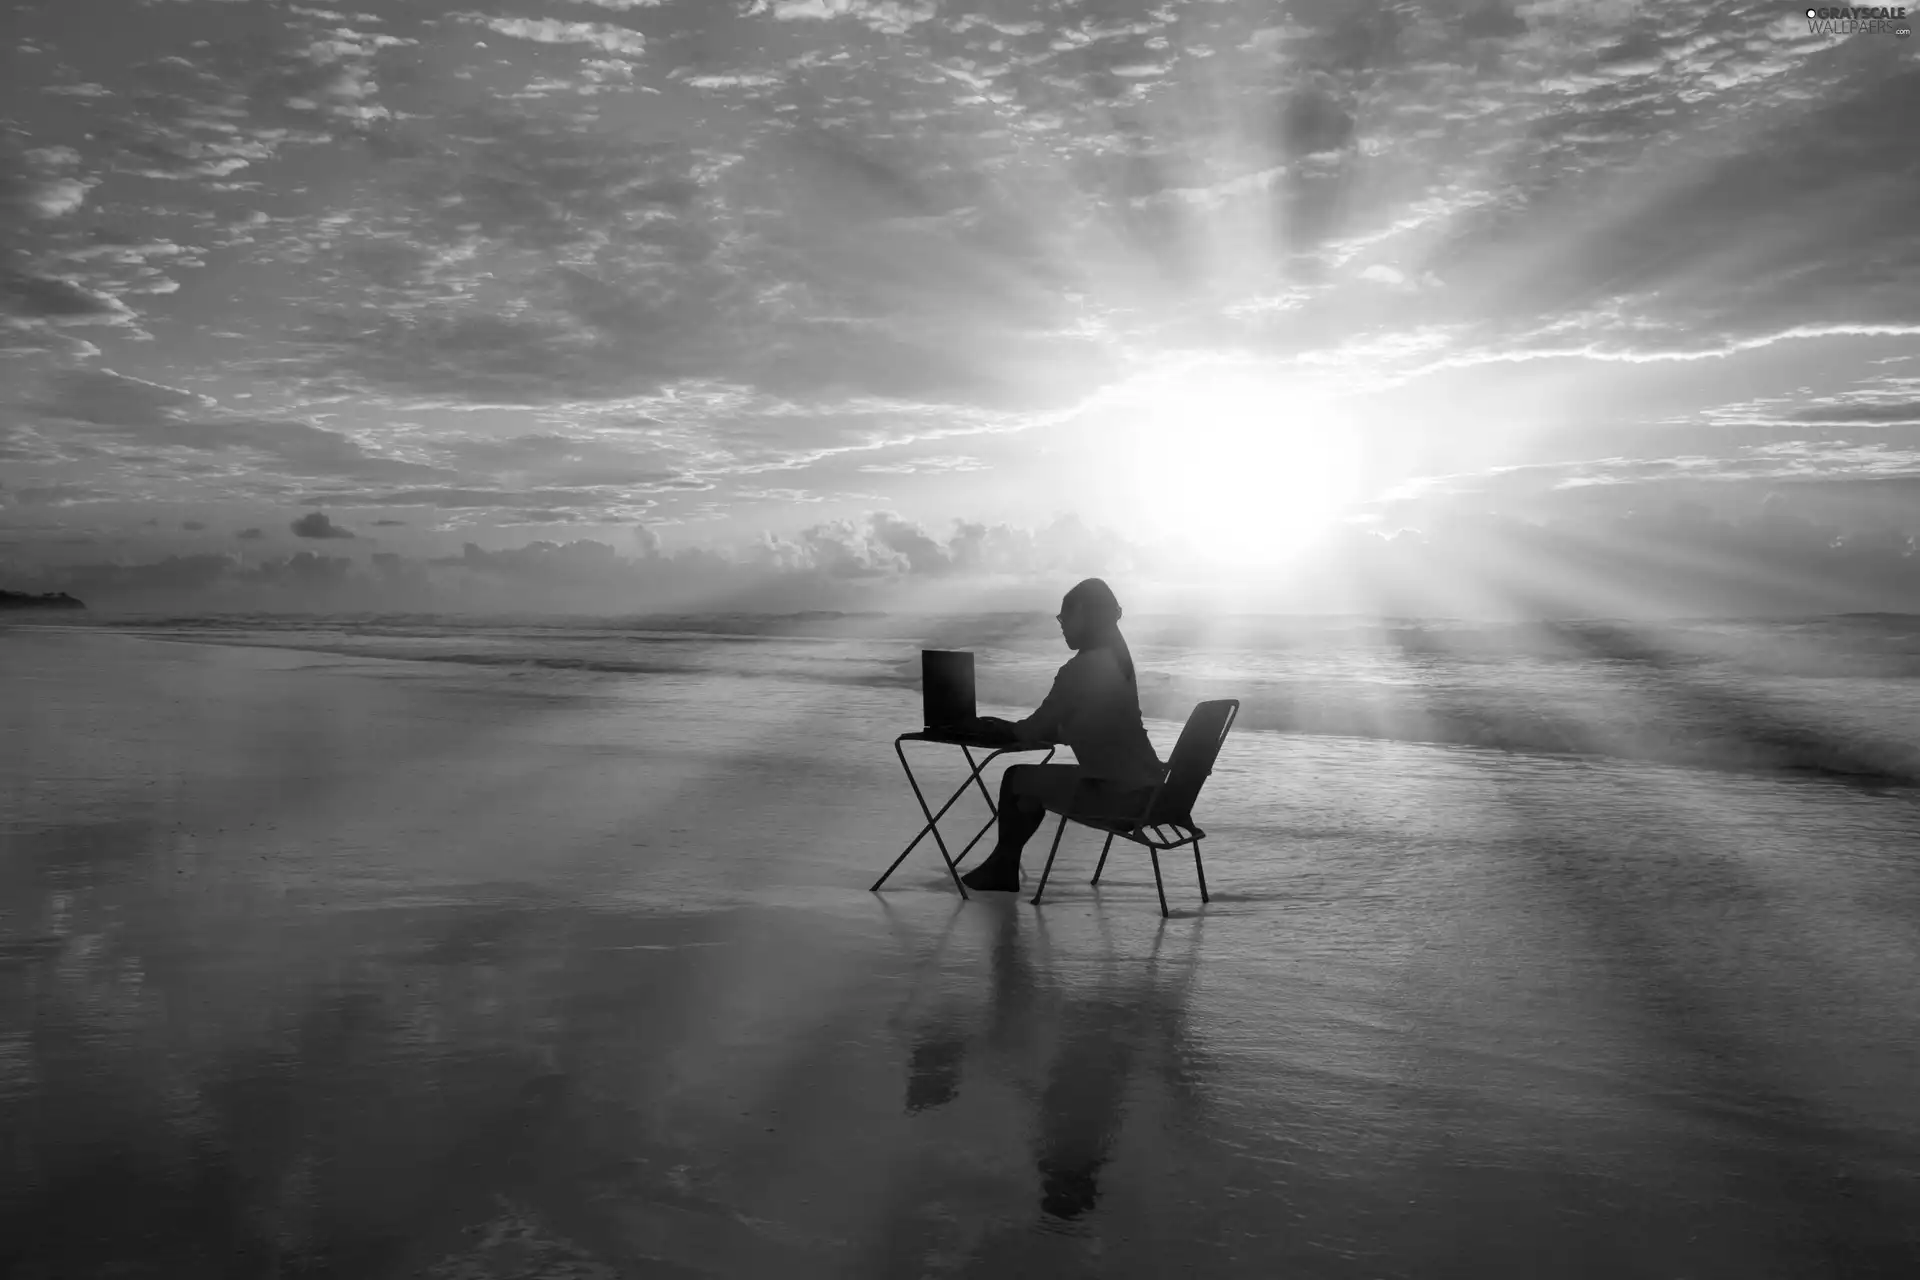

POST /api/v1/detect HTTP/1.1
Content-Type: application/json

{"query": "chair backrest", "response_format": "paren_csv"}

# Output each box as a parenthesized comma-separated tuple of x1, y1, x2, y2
(1143, 699, 1239, 826)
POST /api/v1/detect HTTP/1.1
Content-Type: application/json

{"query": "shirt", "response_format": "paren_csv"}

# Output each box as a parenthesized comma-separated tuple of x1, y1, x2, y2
(1014, 645, 1164, 785)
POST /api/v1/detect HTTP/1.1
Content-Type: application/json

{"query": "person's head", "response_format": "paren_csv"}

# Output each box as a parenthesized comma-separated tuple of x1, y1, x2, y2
(1056, 577, 1124, 651)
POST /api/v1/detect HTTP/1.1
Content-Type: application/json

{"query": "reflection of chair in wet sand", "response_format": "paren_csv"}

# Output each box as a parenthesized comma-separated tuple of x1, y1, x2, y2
(1031, 699, 1239, 917)
(1027, 904, 1203, 1225)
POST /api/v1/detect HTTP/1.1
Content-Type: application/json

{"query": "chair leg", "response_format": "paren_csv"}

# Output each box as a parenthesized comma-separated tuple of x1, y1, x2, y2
(1148, 846, 1169, 918)
(1091, 832, 1114, 884)
(1192, 837, 1209, 903)
(1031, 813, 1070, 907)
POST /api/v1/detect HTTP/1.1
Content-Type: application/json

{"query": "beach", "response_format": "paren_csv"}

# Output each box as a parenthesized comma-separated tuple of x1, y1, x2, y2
(3, 626, 1918, 1278)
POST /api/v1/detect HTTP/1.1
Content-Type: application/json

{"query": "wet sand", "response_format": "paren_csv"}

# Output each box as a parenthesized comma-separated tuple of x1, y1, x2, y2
(2, 629, 1918, 1278)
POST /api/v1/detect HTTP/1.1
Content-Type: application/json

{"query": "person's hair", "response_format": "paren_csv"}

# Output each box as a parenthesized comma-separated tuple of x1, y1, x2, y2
(1063, 577, 1135, 685)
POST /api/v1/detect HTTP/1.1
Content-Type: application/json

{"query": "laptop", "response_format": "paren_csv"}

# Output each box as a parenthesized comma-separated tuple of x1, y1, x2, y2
(921, 650, 977, 733)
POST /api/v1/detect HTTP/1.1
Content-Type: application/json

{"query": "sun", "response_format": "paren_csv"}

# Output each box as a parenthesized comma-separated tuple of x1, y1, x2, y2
(1113, 367, 1368, 566)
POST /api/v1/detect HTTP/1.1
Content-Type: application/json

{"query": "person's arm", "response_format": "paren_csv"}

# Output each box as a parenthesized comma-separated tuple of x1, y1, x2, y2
(1012, 657, 1079, 747)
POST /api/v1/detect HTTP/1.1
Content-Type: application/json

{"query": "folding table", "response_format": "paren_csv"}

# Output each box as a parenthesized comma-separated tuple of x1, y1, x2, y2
(869, 729, 1056, 900)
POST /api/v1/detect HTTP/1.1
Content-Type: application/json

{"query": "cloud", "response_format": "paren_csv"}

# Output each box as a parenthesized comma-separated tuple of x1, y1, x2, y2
(431, 432, 689, 488)
(23, 177, 94, 219)
(857, 455, 987, 474)
(30, 369, 446, 482)
(5, 489, 1915, 619)
(767, 0, 937, 35)
(1787, 401, 1920, 426)
(458, 16, 649, 56)
(249, 92, 1114, 420)
(31, 368, 214, 424)
(1460, 3, 1528, 40)
(291, 511, 355, 538)
(0, 145, 97, 220)
(867, 510, 951, 574)
(5, 484, 112, 506)
(1406, 67, 1920, 366)
(793, 519, 905, 578)
(742, 510, 1146, 581)
(7, 510, 1156, 613)
(0, 273, 134, 323)
(2, 0, 1915, 597)
(437, 538, 620, 573)
(341, 487, 609, 510)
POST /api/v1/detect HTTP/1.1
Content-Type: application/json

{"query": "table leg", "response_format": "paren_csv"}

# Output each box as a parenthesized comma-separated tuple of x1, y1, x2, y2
(949, 745, 1000, 867)
(870, 743, 1059, 896)
(870, 739, 973, 897)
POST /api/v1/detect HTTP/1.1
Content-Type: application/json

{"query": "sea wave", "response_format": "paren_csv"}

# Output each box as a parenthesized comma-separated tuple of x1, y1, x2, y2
(1129, 682, 1920, 787)
(57, 612, 1920, 788)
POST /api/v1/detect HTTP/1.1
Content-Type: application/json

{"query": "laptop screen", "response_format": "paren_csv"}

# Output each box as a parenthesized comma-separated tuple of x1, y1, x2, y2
(921, 650, 976, 729)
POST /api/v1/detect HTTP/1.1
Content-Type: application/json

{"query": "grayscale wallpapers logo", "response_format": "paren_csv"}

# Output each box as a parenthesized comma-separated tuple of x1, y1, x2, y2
(1804, 6, 1912, 35)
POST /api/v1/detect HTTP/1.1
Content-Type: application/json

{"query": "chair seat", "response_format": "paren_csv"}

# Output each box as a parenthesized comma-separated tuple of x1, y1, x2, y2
(1079, 815, 1204, 845)
(1039, 799, 1153, 826)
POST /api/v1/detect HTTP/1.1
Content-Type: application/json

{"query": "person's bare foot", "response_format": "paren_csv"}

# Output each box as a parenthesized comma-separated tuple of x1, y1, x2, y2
(960, 862, 1021, 892)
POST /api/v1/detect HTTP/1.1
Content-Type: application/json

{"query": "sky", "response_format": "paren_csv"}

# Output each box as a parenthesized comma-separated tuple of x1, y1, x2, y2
(1, 0, 1917, 616)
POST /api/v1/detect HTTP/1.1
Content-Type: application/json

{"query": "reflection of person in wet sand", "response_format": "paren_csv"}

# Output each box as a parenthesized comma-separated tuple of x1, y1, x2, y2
(901, 904, 1200, 1226)
(961, 578, 1164, 893)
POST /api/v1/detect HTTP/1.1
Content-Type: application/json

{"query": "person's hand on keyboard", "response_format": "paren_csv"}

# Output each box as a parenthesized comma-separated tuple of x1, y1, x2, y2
(971, 716, 1018, 743)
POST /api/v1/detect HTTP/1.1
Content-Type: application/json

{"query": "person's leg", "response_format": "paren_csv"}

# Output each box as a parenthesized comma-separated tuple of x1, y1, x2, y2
(962, 766, 1079, 891)
(993, 765, 1053, 858)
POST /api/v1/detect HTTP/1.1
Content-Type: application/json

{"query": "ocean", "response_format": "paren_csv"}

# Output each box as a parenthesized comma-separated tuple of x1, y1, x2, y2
(4, 620, 1918, 1276)
(28, 609, 1920, 787)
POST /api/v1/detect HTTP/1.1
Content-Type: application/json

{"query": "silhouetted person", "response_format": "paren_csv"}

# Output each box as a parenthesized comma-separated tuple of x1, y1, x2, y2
(960, 578, 1162, 893)
(893, 905, 1188, 1233)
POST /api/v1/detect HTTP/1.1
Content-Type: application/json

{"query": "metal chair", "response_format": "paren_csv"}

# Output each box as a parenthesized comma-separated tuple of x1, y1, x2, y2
(1030, 699, 1239, 917)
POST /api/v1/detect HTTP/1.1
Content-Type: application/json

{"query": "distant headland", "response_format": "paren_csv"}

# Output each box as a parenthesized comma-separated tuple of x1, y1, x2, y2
(0, 590, 86, 611)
